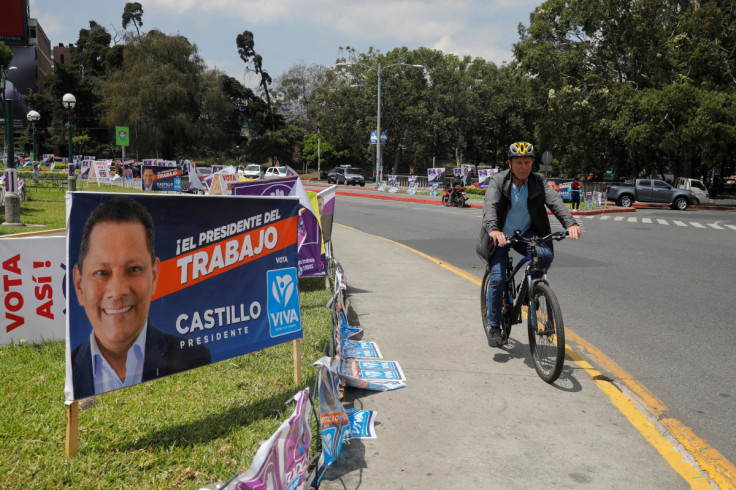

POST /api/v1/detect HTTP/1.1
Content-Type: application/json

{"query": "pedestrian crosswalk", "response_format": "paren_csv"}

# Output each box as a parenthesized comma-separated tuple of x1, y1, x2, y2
(582, 214, 736, 231)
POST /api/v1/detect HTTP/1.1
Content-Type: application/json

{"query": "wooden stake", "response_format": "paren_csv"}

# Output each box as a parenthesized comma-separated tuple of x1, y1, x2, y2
(66, 401, 79, 458)
(292, 339, 302, 385)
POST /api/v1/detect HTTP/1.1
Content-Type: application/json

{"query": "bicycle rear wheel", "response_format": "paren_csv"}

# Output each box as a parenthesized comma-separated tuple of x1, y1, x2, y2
(527, 283, 565, 383)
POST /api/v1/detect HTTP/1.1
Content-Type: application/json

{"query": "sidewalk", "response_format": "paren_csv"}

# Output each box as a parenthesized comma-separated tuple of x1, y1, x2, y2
(320, 224, 701, 489)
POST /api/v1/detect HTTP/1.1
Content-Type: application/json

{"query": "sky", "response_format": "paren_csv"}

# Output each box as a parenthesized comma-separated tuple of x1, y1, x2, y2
(29, 0, 542, 87)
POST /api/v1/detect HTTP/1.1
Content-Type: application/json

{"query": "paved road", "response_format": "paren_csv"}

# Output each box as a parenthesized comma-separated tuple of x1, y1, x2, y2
(331, 194, 736, 470)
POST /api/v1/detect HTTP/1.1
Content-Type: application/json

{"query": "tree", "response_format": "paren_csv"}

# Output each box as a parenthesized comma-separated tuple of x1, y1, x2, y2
(273, 63, 328, 130)
(236, 31, 274, 128)
(102, 30, 205, 159)
(0, 42, 12, 71)
(122, 2, 144, 38)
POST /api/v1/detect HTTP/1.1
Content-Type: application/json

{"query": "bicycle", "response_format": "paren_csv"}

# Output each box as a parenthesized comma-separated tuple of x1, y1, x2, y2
(481, 230, 569, 383)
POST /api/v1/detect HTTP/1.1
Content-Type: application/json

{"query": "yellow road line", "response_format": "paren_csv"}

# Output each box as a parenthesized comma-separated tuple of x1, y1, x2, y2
(337, 223, 735, 488)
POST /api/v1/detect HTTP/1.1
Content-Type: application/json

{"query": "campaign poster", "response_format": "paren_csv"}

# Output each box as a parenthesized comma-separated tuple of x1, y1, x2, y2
(316, 186, 336, 244)
(346, 408, 378, 439)
(64, 193, 301, 401)
(387, 175, 399, 193)
(141, 165, 182, 192)
(407, 175, 418, 195)
(340, 340, 382, 359)
(232, 176, 326, 277)
(0, 236, 66, 346)
(88, 161, 112, 185)
(224, 389, 312, 489)
(427, 168, 445, 196)
(313, 357, 351, 486)
(427, 168, 446, 186)
(42, 154, 54, 166)
(337, 357, 406, 392)
(546, 178, 573, 200)
(79, 160, 91, 180)
(477, 169, 495, 189)
(185, 160, 205, 192)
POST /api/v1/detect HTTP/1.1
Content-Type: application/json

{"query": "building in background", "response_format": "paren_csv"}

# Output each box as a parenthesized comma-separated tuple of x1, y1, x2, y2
(0, 0, 52, 129)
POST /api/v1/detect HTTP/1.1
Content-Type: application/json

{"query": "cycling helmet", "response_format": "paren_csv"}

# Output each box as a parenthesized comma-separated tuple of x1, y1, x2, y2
(508, 142, 535, 159)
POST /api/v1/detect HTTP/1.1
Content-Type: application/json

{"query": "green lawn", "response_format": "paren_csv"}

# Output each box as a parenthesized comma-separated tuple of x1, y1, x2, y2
(0, 181, 333, 488)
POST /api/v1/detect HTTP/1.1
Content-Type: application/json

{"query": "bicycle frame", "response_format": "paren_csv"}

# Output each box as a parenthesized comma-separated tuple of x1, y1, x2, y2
(504, 247, 551, 328)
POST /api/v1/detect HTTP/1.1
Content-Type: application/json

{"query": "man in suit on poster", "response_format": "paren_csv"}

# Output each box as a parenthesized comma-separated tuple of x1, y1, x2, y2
(71, 196, 210, 399)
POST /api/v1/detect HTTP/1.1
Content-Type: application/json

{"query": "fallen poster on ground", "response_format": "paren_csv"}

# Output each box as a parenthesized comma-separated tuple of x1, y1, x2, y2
(337, 357, 406, 392)
(0, 236, 66, 346)
(340, 339, 382, 359)
(312, 357, 351, 486)
(346, 408, 378, 439)
(223, 388, 312, 490)
(231, 175, 326, 277)
(65, 192, 302, 401)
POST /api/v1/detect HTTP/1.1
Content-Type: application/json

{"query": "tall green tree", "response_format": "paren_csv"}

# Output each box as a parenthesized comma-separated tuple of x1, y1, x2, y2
(122, 2, 144, 38)
(236, 31, 274, 128)
(102, 30, 205, 159)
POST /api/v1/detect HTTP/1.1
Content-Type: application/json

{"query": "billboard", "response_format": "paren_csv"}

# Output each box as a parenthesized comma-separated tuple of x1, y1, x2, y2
(0, 0, 27, 45)
(1, 46, 36, 128)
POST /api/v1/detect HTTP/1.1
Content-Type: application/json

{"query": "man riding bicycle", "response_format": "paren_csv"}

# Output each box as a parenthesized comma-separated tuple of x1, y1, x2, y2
(482, 142, 581, 347)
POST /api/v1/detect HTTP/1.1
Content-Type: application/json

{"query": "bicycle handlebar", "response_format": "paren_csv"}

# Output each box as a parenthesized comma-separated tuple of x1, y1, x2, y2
(506, 231, 568, 246)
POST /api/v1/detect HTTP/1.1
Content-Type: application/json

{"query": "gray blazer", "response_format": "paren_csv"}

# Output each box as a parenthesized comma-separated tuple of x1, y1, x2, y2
(482, 169, 577, 245)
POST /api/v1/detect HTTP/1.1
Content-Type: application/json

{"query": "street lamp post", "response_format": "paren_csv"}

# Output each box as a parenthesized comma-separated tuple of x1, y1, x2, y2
(27, 110, 40, 184)
(62, 93, 76, 192)
(336, 61, 425, 189)
(2, 64, 22, 226)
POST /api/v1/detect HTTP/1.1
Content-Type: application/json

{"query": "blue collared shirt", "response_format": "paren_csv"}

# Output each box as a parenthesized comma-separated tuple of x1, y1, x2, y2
(90, 322, 147, 395)
(503, 180, 531, 237)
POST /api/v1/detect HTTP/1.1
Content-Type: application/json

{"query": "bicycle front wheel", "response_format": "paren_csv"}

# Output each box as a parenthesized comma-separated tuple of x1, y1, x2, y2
(527, 283, 565, 383)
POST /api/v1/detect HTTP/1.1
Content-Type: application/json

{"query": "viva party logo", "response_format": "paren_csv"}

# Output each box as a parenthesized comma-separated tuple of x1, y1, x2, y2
(267, 268, 301, 337)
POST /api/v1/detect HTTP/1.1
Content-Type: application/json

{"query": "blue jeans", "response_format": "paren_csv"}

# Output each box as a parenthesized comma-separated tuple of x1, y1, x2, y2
(485, 229, 554, 327)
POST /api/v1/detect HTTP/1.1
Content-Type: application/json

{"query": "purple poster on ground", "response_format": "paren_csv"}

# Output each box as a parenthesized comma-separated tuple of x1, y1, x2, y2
(224, 389, 312, 489)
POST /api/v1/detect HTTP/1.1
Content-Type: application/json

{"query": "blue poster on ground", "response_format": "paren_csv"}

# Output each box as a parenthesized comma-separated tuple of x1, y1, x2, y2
(64, 193, 301, 401)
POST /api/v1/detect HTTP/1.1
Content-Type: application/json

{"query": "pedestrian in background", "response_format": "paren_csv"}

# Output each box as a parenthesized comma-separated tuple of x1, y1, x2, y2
(571, 177, 582, 210)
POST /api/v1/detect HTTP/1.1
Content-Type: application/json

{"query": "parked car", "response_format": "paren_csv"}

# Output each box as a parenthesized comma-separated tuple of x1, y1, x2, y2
(264, 166, 288, 179)
(605, 179, 695, 210)
(240, 164, 263, 179)
(327, 167, 365, 186)
(675, 177, 709, 204)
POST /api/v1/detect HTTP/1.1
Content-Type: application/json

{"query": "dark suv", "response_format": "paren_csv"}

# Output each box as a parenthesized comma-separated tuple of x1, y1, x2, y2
(327, 167, 366, 186)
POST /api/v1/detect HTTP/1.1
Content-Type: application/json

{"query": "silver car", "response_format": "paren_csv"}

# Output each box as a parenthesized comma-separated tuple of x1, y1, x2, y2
(241, 164, 263, 179)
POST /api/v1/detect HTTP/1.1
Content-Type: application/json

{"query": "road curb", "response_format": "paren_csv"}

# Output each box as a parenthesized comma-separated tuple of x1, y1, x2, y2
(305, 186, 637, 214)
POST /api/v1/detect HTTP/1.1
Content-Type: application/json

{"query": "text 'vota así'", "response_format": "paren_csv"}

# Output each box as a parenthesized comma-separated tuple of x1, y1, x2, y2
(175, 226, 279, 284)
